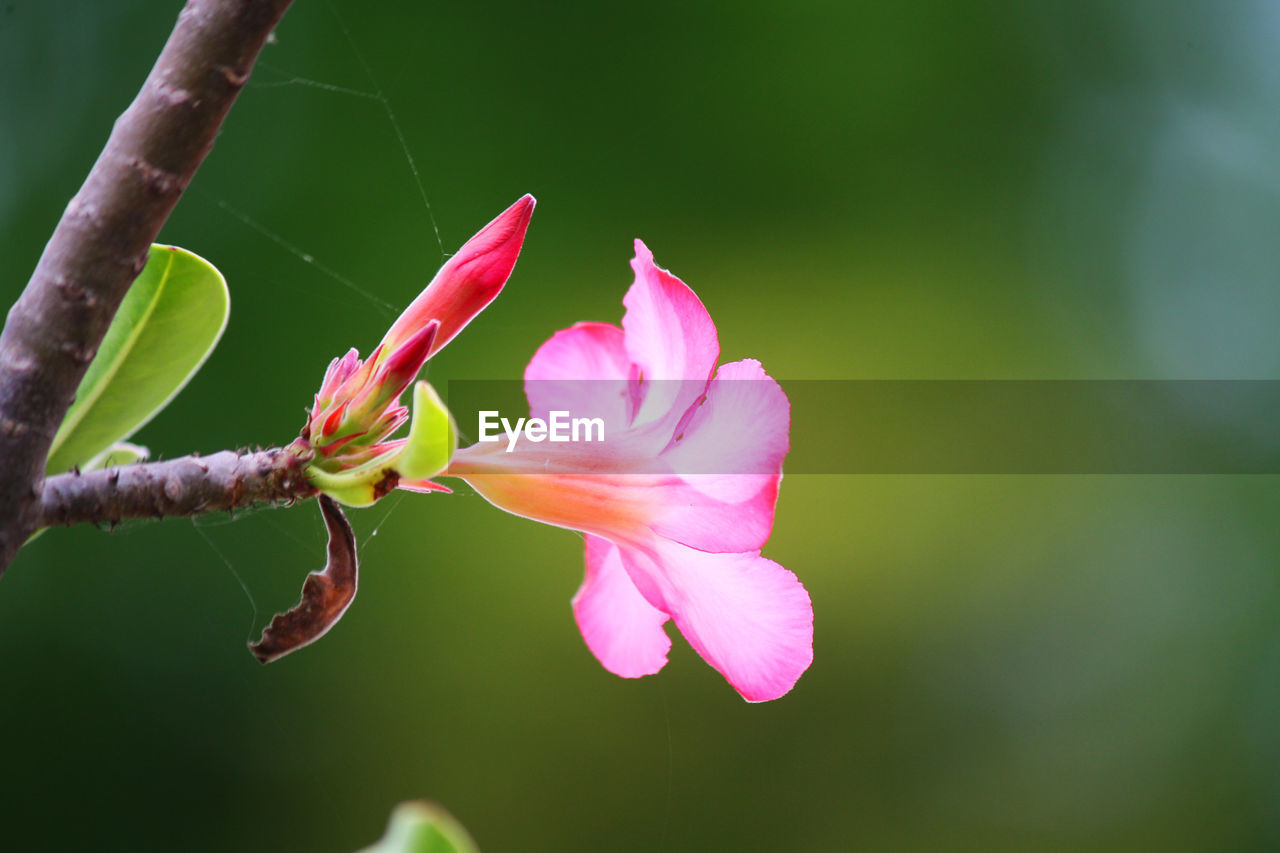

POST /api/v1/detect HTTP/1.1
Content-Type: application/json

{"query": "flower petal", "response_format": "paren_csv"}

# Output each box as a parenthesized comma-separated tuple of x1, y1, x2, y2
(621, 541, 813, 702)
(381, 195, 535, 357)
(452, 429, 775, 555)
(573, 535, 671, 678)
(646, 475, 781, 554)
(524, 321, 636, 432)
(662, 359, 789, 482)
(449, 449, 658, 540)
(648, 359, 789, 552)
(396, 478, 452, 494)
(622, 241, 719, 428)
(375, 320, 440, 400)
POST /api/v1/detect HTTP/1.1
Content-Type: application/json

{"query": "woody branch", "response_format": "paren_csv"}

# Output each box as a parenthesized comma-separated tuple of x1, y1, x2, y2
(0, 0, 295, 572)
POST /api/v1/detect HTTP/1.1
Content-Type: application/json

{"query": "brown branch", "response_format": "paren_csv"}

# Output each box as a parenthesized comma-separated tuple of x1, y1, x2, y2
(0, 0, 294, 573)
(38, 447, 316, 529)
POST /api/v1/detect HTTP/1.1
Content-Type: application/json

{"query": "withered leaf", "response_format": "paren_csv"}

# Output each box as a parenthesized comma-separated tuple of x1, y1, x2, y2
(249, 494, 358, 663)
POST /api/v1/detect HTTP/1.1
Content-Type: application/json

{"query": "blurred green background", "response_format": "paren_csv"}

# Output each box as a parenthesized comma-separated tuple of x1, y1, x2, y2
(4, 1, 1280, 850)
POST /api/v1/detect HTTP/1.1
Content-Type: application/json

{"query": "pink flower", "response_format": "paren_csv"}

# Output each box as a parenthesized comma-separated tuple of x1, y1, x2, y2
(302, 196, 535, 506)
(449, 241, 812, 702)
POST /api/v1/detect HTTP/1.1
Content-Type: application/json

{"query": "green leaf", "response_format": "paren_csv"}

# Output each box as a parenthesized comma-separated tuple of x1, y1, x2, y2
(358, 802, 478, 853)
(82, 441, 150, 473)
(46, 245, 229, 474)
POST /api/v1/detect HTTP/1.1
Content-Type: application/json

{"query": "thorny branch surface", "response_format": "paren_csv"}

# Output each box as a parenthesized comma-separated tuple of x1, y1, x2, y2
(0, 0, 294, 573)
(38, 447, 316, 528)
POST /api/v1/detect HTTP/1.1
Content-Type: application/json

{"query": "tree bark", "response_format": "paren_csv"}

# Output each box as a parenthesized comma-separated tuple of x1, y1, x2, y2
(0, 0, 295, 572)
(39, 447, 316, 528)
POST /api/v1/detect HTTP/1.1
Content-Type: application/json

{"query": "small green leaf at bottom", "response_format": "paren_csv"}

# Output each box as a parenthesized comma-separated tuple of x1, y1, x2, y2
(358, 802, 479, 853)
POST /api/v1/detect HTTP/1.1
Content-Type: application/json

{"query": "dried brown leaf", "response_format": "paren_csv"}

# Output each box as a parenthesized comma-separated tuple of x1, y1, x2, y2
(249, 494, 358, 663)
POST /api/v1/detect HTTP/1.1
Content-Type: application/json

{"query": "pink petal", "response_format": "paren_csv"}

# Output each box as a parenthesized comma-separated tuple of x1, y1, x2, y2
(452, 359, 791, 555)
(449, 447, 659, 539)
(648, 359, 790, 552)
(454, 456, 777, 556)
(647, 475, 781, 554)
(381, 195, 535, 357)
(378, 319, 440, 396)
(397, 478, 452, 494)
(662, 359, 789, 482)
(622, 241, 719, 428)
(621, 541, 813, 702)
(452, 426, 774, 555)
(347, 321, 442, 421)
(319, 348, 361, 401)
(318, 431, 367, 456)
(524, 321, 636, 432)
(321, 400, 350, 436)
(525, 322, 631, 384)
(573, 535, 671, 678)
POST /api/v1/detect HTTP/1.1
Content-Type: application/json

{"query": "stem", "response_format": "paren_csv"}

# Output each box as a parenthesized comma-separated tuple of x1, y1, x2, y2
(39, 448, 316, 528)
(0, 0, 294, 572)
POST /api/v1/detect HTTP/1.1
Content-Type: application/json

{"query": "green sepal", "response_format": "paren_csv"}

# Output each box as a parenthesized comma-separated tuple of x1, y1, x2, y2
(396, 380, 456, 481)
(306, 462, 394, 508)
